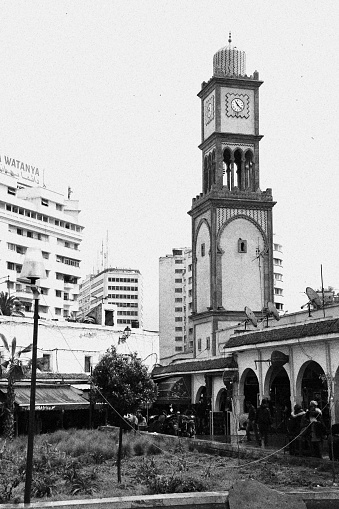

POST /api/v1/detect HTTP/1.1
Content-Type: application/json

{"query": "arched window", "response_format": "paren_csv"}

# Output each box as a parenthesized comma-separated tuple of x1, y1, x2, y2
(211, 150, 216, 187)
(223, 149, 232, 189)
(208, 152, 212, 191)
(245, 150, 254, 190)
(234, 149, 242, 189)
(203, 157, 208, 194)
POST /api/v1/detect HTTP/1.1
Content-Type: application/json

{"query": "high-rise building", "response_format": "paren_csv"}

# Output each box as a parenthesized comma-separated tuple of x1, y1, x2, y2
(78, 268, 143, 328)
(273, 238, 284, 312)
(159, 248, 193, 360)
(0, 164, 83, 320)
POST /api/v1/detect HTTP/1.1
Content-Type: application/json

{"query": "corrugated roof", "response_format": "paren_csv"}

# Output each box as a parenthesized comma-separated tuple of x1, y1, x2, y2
(0, 385, 90, 410)
(152, 356, 237, 377)
(224, 318, 339, 349)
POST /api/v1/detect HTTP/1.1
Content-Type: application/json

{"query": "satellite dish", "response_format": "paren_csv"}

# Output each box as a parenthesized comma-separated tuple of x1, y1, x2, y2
(306, 287, 322, 309)
(244, 306, 258, 328)
(267, 301, 281, 321)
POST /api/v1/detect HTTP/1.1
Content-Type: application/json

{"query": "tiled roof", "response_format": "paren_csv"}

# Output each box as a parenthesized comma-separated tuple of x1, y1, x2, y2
(152, 356, 237, 377)
(224, 318, 339, 349)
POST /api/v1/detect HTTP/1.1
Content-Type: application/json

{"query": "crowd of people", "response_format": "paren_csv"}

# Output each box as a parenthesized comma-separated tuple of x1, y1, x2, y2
(245, 399, 327, 458)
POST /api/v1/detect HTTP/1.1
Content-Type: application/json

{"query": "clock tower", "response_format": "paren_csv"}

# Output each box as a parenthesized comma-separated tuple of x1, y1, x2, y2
(189, 36, 275, 356)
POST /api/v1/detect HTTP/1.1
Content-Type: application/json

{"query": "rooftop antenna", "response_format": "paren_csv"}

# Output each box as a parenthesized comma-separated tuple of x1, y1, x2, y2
(320, 264, 326, 318)
(244, 306, 258, 330)
(301, 286, 322, 317)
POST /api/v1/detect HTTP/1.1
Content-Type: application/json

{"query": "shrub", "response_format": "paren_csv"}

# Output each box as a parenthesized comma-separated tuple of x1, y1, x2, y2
(146, 443, 162, 455)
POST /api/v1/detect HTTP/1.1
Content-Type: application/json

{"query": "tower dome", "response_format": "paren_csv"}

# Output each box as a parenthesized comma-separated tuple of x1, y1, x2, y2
(213, 33, 246, 77)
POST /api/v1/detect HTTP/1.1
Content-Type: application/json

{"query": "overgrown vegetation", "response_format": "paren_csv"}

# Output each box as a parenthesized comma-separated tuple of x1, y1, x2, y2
(0, 428, 338, 504)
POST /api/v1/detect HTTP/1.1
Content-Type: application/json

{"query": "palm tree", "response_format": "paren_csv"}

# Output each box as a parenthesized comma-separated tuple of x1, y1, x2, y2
(0, 291, 24, 316)
(0, 334, 32, 440)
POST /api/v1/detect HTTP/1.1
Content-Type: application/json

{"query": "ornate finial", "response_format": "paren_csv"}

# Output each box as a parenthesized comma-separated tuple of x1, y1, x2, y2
(228, 32, 232, 44)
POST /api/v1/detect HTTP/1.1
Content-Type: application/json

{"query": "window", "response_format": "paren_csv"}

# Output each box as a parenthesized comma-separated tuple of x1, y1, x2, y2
(273, 258, 282, 266)
(7, 262, 15, 270)
(175, 317, 183, 322)
(55, 308, 62, 315)
(175, 288, 182, 293)
(238, 238, 247, 253)
(197, 338, 202, 351)
(175, 347, 183, 352)
(175, 269, 183, 273)
(188, 264, 192, 272)
(55, 290, 62, 297)
(41, 198, 49, 206)
(274, 288, 283, 295)
(175, 298, 182, 302)
(274, 273, 283, 281)
(175, 337, 182, 341)
(7, 187, 16, 195)
(84, 356, 92, 373)
(206, 337, 211, 350)
(188, 277, 192, 284)
(175, 260, 183, 264)
(42, 354, 51, 371)
(175, 327, 182, 331)
(175, 278, 182, 283)
(201, 243, 205, 257)
(56, 203, 62, 211)
(175, 307, 182, 312)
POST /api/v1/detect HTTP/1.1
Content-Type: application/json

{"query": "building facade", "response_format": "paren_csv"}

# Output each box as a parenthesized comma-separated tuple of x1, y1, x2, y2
(273, 237, 284, 312)
(0, 167, 83, 320)
(159, 248, 193, 360)
(78, 268, 143, 328)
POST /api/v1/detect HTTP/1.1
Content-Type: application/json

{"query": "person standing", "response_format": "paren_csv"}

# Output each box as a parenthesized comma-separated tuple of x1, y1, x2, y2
(245, 401, 257, 442)
(255, 399, 272, 447)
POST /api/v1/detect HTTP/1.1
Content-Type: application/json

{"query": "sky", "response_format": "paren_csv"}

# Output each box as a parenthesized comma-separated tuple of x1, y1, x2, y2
(0, 1, 338, 330)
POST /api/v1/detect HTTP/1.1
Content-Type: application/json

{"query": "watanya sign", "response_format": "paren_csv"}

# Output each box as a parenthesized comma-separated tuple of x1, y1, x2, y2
(0, 154, 40, 185)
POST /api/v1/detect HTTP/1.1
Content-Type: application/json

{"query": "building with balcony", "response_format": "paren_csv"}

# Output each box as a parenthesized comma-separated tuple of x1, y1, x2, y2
(0, 166, 83, 320)
(78, 267, 143, 328)
(159, 248, 193, 361)
(273, 238, 284, 313)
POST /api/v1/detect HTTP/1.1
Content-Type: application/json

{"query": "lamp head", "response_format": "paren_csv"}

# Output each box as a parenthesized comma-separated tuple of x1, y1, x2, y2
(124, 325, 131, 337)
(20, 247, 47, 284)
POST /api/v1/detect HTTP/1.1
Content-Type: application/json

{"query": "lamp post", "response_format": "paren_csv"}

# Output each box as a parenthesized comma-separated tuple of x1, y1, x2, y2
(19, 247, 46, 505)
(118, 325, 131, 344)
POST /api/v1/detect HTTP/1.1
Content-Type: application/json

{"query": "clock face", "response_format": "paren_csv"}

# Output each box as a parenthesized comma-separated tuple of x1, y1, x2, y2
(207, 102, 213, 118)
(231, 98, 245, 113)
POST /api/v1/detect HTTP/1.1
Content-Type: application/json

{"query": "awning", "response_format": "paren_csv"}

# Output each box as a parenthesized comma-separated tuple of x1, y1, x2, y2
(156, 376, 190, 402)
(1, 385, 91, 411)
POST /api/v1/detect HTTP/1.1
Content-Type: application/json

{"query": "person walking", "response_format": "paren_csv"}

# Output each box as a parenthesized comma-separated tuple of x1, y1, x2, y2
(255, 399, 272, 447)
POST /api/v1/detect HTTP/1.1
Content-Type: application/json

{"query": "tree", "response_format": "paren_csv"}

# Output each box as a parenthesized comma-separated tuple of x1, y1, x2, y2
(0, 292, 24, 316)
(0, 334, 32, 440)
(92, 346, 157, 482)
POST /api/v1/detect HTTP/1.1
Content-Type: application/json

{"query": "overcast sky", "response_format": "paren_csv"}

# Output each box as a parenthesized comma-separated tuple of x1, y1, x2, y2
(0, 1, 338, 329)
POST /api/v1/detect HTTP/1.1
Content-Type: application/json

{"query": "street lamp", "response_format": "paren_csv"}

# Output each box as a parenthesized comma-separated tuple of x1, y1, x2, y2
(19, 247, 46, 505)
(118, 325, 131, 344)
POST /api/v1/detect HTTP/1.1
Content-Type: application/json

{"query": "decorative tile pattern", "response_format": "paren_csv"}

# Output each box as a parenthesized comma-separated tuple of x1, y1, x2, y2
(217, 207, 267, 234)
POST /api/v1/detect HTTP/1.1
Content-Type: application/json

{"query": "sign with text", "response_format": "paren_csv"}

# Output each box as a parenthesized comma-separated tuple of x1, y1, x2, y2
(0, 154, 40, 185)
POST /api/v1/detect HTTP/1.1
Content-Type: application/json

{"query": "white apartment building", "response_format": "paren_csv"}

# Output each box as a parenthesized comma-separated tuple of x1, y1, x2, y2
(78, 268, 143, 328)
(0, 165, 83, 320)
(159, 248, 193, 361)
(273, 238, 284, 313)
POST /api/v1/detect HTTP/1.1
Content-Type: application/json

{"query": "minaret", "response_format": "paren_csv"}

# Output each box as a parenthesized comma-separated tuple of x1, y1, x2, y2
(189, 36, 275, 357)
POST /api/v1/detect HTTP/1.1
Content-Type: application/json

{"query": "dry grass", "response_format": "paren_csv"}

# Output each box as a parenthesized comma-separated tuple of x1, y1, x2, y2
(0, 429, 338, 504)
